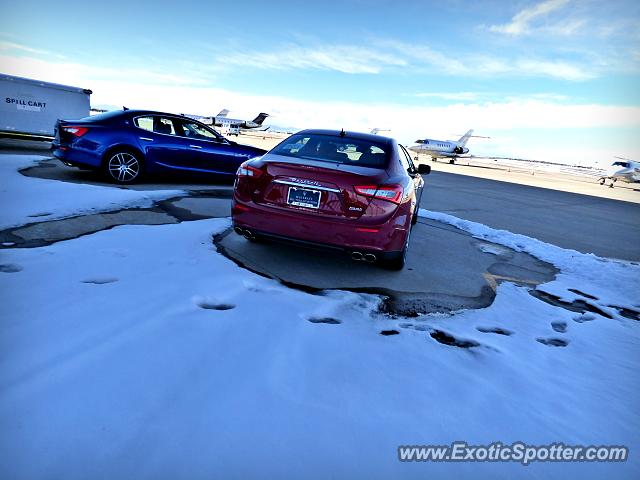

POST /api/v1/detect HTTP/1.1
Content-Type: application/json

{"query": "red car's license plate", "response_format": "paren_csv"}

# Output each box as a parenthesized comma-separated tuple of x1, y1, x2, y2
(287, 187, 321, 209)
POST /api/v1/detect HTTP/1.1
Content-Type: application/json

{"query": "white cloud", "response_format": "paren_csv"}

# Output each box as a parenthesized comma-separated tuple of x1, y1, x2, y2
(414, 92, 571, 103)
(413, 92, 483, 101)
(462, 56, 592, 80)
(218, 45, 406, 74)
(489, 0, 572, 35)
(376, 42, 470, 75)
(515, 58, 592, 80)
(0, 41, 65, 59)
(545, 18, 587, 36)
(381, 40, 594, 81)
(514, 93, 569, 101)
(222, 39, 594, 81)
(0, 54, 210, 87)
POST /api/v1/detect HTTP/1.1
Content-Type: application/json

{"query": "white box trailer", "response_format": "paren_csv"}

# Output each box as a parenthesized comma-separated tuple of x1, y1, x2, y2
(0, 74, 91, 139)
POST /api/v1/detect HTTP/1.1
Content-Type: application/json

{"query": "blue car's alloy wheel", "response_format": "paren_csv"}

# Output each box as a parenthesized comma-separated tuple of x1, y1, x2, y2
(107, 152, 141, 184)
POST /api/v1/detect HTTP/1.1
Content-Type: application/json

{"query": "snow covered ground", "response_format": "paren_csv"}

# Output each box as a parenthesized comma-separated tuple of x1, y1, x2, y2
(0, 155, 182, 229)
(0, 162, 638, 479)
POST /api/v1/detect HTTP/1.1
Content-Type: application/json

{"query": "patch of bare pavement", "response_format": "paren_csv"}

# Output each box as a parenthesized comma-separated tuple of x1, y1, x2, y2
(215, 218, 558, 316)
(0, 194, 230, 248)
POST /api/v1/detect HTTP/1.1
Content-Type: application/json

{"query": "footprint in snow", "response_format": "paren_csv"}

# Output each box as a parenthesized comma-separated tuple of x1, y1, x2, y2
(198, 301, 236, 311)
(0, 263, 23, 273)
(551, 321, 567, 333)
(307, 317, 341, 324)
(82, 277, 119, 284)
(573, 313, 596, 323)
(430, 329, 480, 349)
(476, 326, 513, 336)
(380, 329, 400, 336)
(537, 337, 569, 347)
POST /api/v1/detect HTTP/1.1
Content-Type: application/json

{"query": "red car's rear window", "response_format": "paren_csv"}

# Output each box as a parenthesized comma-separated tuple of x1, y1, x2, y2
(272, 134, 389, 168)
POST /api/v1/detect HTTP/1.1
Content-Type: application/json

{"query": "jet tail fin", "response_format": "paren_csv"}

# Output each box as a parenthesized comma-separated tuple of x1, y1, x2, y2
(252, 113, 269, 125)
(457, 129, 474, 147)
(216, 109, 229, 117)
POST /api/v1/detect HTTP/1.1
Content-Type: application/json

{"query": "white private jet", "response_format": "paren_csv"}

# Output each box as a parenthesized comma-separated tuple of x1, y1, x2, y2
(598, 157, 640, 188)
(182, 109, 270, 131)
(408, 129, 475, 164)
(213, 110, 270, 130)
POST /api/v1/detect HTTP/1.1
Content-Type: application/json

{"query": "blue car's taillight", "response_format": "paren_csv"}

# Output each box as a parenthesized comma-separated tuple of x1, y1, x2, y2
(62, 126, 89, 137)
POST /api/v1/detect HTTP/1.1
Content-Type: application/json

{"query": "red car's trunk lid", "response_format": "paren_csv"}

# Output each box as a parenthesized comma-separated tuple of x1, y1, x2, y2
(253, 154, 389, 220)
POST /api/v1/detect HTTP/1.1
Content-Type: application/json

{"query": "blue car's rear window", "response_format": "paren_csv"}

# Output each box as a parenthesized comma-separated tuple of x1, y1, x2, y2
(272, 133, 389, 168)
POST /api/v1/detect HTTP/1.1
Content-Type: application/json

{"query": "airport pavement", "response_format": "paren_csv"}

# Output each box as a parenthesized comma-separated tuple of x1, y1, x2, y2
(424, 157, 640, 204)
(421, 171, 640, 261)
(216, 218, 557, 315)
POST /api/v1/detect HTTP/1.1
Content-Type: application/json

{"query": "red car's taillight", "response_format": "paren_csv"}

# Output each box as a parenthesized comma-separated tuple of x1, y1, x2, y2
(237, 163, 262, 178)
(354, 184, 403, 204)
(62, 126, 89, 137)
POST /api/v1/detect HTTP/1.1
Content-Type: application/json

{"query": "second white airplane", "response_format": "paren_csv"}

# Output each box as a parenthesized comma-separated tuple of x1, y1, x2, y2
(408, 129, 475, 164)
(598, 157, 640, 188)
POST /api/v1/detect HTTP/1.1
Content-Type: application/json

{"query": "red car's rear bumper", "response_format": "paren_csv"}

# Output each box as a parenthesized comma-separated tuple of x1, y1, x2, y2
(231, 197, 410, 253)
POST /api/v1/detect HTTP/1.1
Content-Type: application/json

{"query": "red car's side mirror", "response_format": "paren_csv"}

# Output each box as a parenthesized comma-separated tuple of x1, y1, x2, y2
(417, 164, 431, 175)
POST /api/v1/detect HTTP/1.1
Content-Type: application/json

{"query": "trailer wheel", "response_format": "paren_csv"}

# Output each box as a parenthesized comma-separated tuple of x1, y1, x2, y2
(104, 150, 143, 184)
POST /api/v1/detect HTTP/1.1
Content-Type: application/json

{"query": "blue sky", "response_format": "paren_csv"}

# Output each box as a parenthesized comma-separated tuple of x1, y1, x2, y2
(1, 0, 639, 164)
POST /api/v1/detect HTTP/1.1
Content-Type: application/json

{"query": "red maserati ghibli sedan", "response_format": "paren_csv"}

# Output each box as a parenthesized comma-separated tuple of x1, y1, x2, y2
(231, 129, 430, 269)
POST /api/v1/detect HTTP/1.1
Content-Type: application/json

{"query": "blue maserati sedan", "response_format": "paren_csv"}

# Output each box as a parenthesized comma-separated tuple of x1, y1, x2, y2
(52, 109, 267, 184)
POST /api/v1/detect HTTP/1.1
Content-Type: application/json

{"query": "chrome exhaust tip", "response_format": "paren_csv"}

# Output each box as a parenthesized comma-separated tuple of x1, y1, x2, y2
(363, 253, 377, 263)
(243, 230, 255, 240)
(234, 226, 245, 236)
(351, 251, 364, 261)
